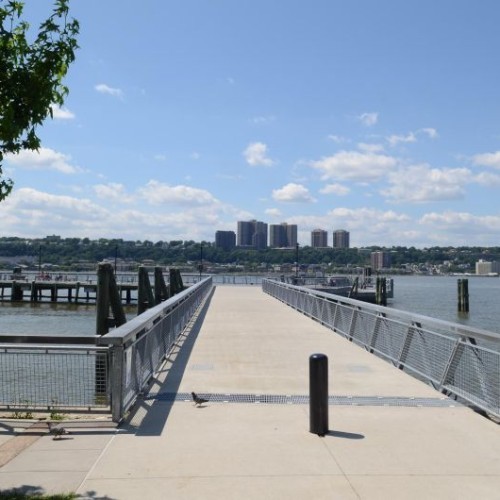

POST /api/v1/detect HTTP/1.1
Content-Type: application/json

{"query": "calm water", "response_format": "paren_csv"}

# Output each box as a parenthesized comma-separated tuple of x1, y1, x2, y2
(0, 275, 499, 336)
(389, 275, 500, 334)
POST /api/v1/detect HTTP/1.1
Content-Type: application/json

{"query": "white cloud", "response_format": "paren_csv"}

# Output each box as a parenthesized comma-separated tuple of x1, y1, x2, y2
(387, 132, 417, 147)
(328, 135, 348, 144)
(419, 211, 500, 240)
(50, 104, 75, 120)
(190, 152, 200, 160)
(472, 151, 500, 169)
(319, 183, 351, 196)
(93, 183, 134, 203)
(95, 83, 124, 98)
(358, 112, 378, 127)
(154, 154, 167, 161)
(243, 142, 275, 167)
(473, 171, 500, 186)
(310, 150, 398, 182)
(265, 208, 282, 217)
(272, 183, 315, 203)
(138, 180, 220, 206)
(387, 128, 438, 147)
(383, 164, 471, 202)
(5, 147, 84, 174)
(420, 127, 438, 139)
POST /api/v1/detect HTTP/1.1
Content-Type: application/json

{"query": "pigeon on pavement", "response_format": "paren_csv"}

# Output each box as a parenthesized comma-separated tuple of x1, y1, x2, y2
(191, 391, 209, 406)
(48, 423, 69, 439)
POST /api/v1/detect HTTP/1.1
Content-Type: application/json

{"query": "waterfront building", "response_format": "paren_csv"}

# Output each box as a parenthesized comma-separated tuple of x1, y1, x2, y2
(215, 231, 236, 251)
(269, 223, 297, 248)
(237, 220, 268, 249)
(311, 229, 328, 248)
(371, 251, 391, 270)
(475, 259, 500, 275)
(333, 229, 350, 249)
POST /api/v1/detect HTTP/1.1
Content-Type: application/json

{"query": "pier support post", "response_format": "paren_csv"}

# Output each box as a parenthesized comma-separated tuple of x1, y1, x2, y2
(138, 266, 155, 315)
(154, 266, 169, 304)
(309, 353, 329, 436)
(376, 277, 387, 306)
(96, 263, 127, 335)
(11, 281, 23, 302)
(458, 278, 469, 313)
(169, 268, 184, 296)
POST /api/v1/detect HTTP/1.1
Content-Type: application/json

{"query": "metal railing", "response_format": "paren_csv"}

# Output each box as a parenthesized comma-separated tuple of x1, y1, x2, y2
(263, 279, 500, 419)
(0, 278, 213, 417)
(98, 277, 213, 421)
(0, 344, 109, 409)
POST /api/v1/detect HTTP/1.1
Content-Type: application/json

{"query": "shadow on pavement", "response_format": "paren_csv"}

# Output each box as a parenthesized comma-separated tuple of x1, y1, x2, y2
(325, 429, 365, 439)
(121, 287, 216, 437)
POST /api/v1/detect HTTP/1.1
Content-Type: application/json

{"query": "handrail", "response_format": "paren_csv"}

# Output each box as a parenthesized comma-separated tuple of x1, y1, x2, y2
(263, 278, 500, 419)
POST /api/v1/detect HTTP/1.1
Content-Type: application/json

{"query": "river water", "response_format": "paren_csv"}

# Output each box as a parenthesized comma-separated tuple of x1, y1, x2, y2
(0, 275, 499, 336)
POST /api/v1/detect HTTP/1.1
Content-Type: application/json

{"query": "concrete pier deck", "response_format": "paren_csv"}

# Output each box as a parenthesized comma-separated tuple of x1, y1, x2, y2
(1, 285, 499, 499)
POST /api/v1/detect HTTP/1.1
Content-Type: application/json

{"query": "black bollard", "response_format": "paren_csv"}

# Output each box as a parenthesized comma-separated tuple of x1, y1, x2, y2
(309, 353, 329, 436)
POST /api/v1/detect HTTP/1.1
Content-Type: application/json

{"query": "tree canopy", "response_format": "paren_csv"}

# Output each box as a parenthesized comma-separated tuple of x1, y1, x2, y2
(0, 0, 79, 201)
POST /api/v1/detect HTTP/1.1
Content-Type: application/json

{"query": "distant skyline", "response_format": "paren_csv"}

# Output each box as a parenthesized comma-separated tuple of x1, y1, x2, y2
(2, 1, 500, 247)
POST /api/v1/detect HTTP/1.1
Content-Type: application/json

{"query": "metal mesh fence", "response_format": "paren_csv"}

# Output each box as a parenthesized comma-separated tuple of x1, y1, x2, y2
(263, 279, 500, 419)
(107, 277, 213, 420)
(0, 346, 109, 408)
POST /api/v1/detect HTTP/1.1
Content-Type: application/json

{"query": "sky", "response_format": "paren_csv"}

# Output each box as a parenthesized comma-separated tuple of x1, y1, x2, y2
(2, 0, 500, 248)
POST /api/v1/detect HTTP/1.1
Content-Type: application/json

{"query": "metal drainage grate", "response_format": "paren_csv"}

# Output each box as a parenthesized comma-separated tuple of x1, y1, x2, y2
(146, 392, 461, 408)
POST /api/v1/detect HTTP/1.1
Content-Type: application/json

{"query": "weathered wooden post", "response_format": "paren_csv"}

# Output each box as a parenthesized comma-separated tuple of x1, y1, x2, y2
(138, 266, 155, 315)
(458, 278, 469, 313)
(169, 268, 184, 296)
(375, 277, 387, 306)
(95, 263, 127, 405)
(154, 266, 169, 304)
(10, 281, 23, 302)
(96, 263, 127, 335)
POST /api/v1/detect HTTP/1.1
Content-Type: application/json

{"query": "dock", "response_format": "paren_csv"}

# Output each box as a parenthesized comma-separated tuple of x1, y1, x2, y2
(0, 279, 138, 304)
(0, 285, 499, 499)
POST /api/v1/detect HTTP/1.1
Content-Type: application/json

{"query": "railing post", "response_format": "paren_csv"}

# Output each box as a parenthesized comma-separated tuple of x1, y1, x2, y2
(110, 345, 125, 423)
(309, 353, 329, 436)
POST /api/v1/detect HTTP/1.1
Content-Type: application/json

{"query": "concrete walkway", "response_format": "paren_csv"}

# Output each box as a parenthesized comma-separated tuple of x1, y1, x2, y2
(0, 285, 499, 499)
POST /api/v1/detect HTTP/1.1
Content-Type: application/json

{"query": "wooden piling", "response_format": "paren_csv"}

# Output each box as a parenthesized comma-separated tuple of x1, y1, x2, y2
(169, 268, 184, 296)
(375, 277, 387, 306)
(458, 278, 469, 313)
(138, 266, 155, 315)
(10, 281, 23, 302)
(154, 267, 169, 305)
(96, 263, 127, 335)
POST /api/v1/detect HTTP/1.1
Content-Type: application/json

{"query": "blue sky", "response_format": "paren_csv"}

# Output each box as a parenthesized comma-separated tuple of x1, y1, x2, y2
(2, 0, 500, 247)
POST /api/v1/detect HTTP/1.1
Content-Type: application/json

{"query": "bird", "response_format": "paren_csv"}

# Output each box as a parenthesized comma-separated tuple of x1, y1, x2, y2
(48, 423, 69, 439)
(191, 391, 209, 406)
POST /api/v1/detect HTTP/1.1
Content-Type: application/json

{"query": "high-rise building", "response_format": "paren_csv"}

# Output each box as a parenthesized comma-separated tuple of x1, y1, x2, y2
(311, 229, 328, 248)
(237, 220, 268, 249)
(269, 223, 297, 248)
(215, 230, 236, 251)
(333, 229, 350, 249)
(371, 251, 391, 270)
(476, 259, 500, 275)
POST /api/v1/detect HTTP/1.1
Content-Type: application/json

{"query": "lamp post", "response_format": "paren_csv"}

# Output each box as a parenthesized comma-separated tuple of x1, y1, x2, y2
(295, 242, 299, 279)
(38, 245, 42, 278)
(199, 243, 203, 281)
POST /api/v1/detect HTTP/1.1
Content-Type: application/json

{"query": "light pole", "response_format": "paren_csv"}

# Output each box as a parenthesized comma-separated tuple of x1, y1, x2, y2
(199, 243, 203, 281)
(38, 245, 42, 277)
(295, 242, 299, 279)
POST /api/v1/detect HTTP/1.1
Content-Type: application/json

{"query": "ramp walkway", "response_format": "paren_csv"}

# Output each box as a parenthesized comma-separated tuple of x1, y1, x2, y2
(1, 285, 499, 499)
